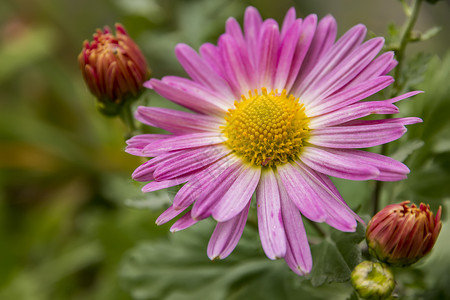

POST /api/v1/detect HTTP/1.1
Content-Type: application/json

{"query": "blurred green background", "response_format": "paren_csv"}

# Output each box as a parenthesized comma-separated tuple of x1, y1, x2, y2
(1, 0, 449, 299)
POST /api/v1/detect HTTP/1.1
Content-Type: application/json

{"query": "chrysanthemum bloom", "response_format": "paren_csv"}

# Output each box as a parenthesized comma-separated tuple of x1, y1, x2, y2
(79, 24, 150, 115)
(366, 201, 442, 267)
(127, 7, 422, 275)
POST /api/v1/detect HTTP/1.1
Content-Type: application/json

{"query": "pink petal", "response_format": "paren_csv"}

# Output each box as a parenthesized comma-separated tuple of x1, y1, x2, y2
(142, 176, 189, 193)
(142, 132, 225, 157)
(309, 101, 399, 129)
(303, 37, 385, 105)
(346, 51, 397, 87)
(175, 43, 235, 100)
(132, 151, 181, 181)
(386, 91, 423, 104)
(292, 14, 337, 88)
(212, 166, 261, 222)
(150, 77, 230, 116)
(155, 205, 187, 225)
(256, 168, 287, 260)
(276, 163, 327, 222)
(306, 76, 394, 117)
(344, 117, 422, 126)
(244, 6, 263, 69)
(135, 106, 223, 134)
(199, 43, 228, 87)
(280, 7, 297, 40)
(309, 122, 407, 149)
(293, 24, 367, 98)
(294, 162, 358, 231)
(219, 34, 252, 94)
(277, 178, 312, 275)
(300, 146, 380, 180)
(170, 210, 199, 232)
(274, 19, 302, 90)
(191, 159, 245, 220)
(172, 155, 240, 209)
(125, 134, 171, 157)
(153, 145, 231, 181)
(207, 202, 250, 260)
(315, 148, 410, 181)
(257, 19, 280, 89)
(284, 14, 317, 93)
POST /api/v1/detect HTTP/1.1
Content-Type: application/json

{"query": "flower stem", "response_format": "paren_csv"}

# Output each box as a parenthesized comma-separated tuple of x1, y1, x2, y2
(392, 0, 423, 95)
(372, 0, 423, 215)
(119, 100, 137, 139)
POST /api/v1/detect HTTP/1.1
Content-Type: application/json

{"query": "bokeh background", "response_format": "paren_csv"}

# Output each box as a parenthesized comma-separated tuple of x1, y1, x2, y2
(1, 0, 449, 299)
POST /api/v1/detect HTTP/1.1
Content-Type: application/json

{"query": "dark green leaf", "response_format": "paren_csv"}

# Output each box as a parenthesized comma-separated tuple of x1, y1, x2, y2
(400, 52, 433, 93)
(308, 225, 365, 286)
(120, 219, 358, 300)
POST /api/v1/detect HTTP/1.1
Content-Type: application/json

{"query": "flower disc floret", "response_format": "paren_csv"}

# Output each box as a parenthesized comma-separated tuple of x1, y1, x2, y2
(222, 88, 310, 167)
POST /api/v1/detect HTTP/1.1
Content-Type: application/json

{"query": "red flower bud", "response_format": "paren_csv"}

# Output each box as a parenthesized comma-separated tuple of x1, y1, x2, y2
(78, 24, 150, 115)
(366, 201, 442, 267)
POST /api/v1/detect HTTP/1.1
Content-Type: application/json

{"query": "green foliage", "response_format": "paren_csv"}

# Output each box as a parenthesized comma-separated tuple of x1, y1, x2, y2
(393, 51, 450, 204)
(120, 220, 361, 300)
(308, 225, 365, 286)
(1, 0, 449, 299)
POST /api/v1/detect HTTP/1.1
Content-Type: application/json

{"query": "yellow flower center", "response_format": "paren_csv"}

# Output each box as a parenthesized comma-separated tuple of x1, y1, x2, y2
(222, 88, 310, 168)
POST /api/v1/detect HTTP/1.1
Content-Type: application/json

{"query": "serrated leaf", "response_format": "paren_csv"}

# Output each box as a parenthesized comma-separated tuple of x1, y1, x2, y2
(408, 51, 450, 143)
(101, 173, 172, 210)
(385, 23, 401, 49)
(308, 225, 365, 286)
(119, 221, 271, 300)
(400, 52, 433, 92)
(404, 51, 450, 172)
(119, 219, 357, 300)
(420, 26, 441, 41)
(390, 139, 424, 162)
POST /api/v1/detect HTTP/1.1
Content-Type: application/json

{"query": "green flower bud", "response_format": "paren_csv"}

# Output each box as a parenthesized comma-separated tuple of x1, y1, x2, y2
(366, 201, 442, 267)
(351, 261, 395, 300)
(78, 24, 150, 115)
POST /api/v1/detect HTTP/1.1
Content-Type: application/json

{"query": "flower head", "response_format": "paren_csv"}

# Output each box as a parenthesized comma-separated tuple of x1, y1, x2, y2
(79, 23, 150, 115)
(366, 201, 442, 267)
(351, 261, 395, 300)
(127, 7, 422, 275)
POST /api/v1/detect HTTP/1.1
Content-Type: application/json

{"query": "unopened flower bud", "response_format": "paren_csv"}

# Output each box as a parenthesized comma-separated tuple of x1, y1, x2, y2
(366, 201, 442, 267)
(78, 24, 150, 115)
(351, 261, 395, 300)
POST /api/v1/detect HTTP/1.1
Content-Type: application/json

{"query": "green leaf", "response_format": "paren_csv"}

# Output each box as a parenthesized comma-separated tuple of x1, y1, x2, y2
(120, 221, 271, 300)
(390, 139, 424, 162)
(400, 52, 433, 93)
(119, 220, 357, 300)
(407, 51, 450, 144)
(100, 172, 172, 210)
(419, 26, 441, 41)
(308, 225, 365, 287)
(385, 23, 401, 50)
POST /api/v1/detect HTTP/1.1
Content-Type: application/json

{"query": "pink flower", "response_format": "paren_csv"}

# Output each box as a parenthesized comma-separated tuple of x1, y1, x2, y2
(127, 7, 421, 275)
